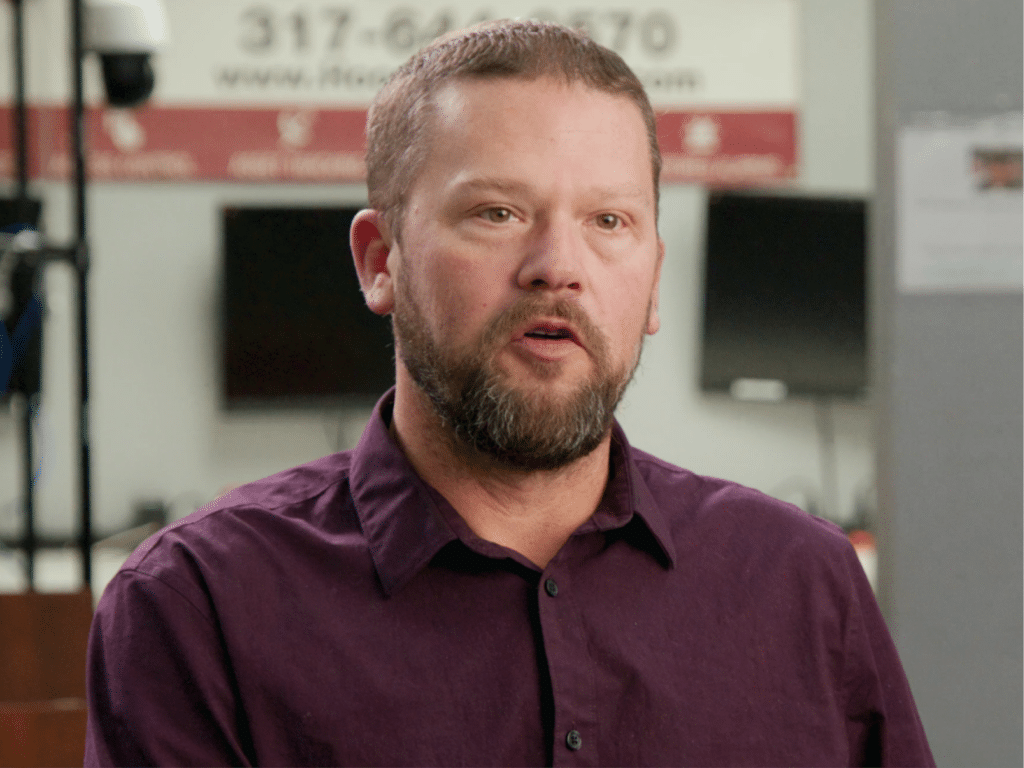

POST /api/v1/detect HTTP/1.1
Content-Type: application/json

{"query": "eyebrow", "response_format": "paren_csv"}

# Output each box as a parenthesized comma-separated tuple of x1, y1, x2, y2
(448, 177, 534, 197)
(448, 176, 650, 202)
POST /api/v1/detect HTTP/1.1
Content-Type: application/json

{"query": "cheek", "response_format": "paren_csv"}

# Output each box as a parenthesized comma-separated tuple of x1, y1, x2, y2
(599, 270, 655, 327)
(426, 259, 509, 336)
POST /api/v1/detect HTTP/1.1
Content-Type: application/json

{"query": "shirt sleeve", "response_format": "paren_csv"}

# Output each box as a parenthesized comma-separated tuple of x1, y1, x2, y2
(841, 549, 935, 768)
(84, 568, 253, 767)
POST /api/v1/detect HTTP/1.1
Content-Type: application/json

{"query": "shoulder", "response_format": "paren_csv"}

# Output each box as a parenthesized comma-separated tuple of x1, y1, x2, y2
(208, 449, 358, 516)
(627, 445, 857, 578)
(114, 451, 363, 603)
(625, 447, 883, 669)
(629, 446, 843, 532)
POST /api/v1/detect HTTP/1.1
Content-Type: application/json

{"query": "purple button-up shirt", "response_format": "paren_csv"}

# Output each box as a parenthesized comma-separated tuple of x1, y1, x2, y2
(85, 390, 933, 766)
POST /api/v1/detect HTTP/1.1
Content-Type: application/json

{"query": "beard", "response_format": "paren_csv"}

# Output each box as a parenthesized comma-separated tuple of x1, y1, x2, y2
(392, 277, 644, 471)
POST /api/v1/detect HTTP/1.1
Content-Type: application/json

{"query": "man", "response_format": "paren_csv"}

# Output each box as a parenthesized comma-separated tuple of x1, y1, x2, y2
(85, 20, 934, 767)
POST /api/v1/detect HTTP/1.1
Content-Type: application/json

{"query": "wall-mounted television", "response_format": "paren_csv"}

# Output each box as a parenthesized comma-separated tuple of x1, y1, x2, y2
(699, 192, 867, 400)
(221, 206, 395, 408)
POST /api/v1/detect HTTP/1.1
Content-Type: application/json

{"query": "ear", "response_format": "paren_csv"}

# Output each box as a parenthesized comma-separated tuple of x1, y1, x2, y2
(645, 238, 665, 336)
(350, 209, 395, 316)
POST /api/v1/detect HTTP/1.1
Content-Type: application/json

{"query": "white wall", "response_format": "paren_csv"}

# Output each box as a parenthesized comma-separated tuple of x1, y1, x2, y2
(0, 2, 876, 557)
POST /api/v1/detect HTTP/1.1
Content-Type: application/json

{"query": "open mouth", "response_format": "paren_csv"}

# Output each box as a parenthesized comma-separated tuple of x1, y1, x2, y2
(521, 320, 583, 345)
(524, 326, 575, 342)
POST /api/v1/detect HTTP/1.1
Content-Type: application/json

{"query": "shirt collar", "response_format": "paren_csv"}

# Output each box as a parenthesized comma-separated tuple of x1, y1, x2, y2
(350, 389, 676, 596)
(599, 422, 678, 569)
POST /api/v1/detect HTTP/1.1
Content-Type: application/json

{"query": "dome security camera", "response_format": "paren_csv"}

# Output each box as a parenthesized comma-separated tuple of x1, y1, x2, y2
(85, 0, 168, 108)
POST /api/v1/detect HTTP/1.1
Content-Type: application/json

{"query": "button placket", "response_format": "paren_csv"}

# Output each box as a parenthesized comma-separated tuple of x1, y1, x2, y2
(538, 563, 600, 765)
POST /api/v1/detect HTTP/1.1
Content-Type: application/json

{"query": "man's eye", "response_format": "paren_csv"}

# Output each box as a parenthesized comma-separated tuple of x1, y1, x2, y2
(595, 213, 621, 230)
(481, 207, 513, 223)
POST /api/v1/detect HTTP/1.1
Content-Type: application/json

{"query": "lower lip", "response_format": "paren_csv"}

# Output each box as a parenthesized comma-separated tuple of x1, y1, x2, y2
(512, 335, 582, 362)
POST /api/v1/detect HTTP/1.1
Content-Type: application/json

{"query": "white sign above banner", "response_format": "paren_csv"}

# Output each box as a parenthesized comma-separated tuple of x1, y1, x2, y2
(151, 0, 798, 108)
(0, 0, 800, 184)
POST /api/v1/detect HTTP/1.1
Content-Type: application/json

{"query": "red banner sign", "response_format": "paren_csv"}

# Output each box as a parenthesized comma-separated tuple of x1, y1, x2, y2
(1, 104, 795, 185)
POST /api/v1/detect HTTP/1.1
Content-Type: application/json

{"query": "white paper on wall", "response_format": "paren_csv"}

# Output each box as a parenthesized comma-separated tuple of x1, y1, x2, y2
(897, 113, 1023, 293)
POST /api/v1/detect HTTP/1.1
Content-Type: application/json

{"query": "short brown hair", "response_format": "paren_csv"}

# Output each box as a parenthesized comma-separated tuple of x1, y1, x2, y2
(365, 19, 661, 240)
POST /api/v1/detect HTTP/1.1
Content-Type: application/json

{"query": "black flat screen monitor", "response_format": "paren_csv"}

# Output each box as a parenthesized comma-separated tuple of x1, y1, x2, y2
(700, 193, 867, 399)
(221, 206, 395, 408)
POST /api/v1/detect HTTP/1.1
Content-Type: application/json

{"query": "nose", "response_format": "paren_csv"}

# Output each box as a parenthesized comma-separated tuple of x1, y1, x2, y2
(516, 215, 585, 293)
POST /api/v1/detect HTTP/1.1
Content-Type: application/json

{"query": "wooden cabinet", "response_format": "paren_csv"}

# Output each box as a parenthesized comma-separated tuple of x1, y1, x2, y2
(0, 591, 92, 767)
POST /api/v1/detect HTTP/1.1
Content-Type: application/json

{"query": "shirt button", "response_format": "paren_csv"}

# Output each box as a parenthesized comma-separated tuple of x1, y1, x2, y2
(566, 729, 582, 751)
(544, 578, 559, 597)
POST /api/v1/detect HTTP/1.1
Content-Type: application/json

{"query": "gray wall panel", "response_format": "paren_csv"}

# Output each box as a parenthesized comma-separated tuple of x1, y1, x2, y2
(876, 1, 1023, 765)
(893, 0, 1022, 112)
(890, 296, 1022, 765)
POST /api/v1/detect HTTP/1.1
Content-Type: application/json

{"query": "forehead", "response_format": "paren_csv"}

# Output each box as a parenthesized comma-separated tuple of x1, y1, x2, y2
(410, 76, 654, 203)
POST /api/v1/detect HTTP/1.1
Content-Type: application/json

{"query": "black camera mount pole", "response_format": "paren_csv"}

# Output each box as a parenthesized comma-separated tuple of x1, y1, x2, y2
(12, 0, 28, 204)
(70, 0, 94, 590)
(5, 0, 94, 591)
(9, 0, 38, 588)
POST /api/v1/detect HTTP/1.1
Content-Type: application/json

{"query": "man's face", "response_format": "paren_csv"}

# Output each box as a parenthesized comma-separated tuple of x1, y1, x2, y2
(389, 76, 663, 470)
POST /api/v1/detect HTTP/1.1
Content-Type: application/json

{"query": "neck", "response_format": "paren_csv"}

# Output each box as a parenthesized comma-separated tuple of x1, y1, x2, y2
(390, 375, 612, 569)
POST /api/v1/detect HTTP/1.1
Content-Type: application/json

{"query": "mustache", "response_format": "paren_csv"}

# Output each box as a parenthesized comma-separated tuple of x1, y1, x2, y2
(477, 296, 607, 357)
